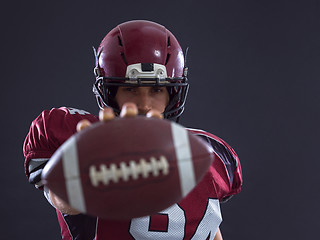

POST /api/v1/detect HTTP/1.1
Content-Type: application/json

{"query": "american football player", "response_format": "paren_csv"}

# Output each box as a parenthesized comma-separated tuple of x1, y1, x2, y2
(23, 20, 242, 240)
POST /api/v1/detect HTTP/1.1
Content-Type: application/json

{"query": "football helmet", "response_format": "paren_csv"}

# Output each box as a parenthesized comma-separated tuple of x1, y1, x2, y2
(93, 20, 189, 121)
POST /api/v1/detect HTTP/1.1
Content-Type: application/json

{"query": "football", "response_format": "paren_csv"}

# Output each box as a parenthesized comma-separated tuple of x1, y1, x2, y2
(41, 116, 214, 220)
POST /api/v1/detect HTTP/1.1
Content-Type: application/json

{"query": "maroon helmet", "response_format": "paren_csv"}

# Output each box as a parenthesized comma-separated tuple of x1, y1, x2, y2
(93, 20, 189, 121)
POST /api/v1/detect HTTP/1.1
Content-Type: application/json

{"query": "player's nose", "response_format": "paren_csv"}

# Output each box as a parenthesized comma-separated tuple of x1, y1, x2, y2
(136, 93, 152, 115)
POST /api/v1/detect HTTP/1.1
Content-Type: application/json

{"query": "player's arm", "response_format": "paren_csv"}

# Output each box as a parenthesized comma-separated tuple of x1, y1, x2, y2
(49, 104, 163, 215)
(24, 107, 98, 213)
(189, 128, 242, 201)
(45, 108, 115, 215)
(214, 228, 223, 240)
(24, 107, 98, 184)
(49, 190, 81, 215)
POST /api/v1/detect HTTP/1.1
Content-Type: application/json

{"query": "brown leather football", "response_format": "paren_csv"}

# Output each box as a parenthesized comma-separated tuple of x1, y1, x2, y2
(41, 116, 214, 219)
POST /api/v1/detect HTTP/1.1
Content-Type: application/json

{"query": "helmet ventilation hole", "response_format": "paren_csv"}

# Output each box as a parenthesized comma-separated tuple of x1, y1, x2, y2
(165, 54, 170, 65)
(166, 36, 171, 65)
(121, 52, 128, 65)
(118, 36, 123, 46)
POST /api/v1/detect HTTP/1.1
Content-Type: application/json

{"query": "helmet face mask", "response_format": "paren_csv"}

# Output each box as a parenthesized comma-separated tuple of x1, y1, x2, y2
(92, 20, 189, 122)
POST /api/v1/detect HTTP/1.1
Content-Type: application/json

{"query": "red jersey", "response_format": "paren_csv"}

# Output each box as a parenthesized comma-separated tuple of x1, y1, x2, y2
(23, 107, 242, 240)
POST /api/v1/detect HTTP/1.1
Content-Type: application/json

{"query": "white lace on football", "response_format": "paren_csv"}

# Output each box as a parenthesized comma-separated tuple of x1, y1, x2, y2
(89, 156, 169, 187)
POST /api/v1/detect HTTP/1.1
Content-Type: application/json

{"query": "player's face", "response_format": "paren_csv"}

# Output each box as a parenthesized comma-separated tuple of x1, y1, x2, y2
(115, 86, 169, 115)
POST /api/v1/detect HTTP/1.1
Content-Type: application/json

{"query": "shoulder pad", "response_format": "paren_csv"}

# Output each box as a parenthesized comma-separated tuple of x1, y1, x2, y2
(23, 107, 98, 178)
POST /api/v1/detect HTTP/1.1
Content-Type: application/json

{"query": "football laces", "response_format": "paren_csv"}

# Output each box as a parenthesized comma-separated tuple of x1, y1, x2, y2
(89, 156, 169, 186)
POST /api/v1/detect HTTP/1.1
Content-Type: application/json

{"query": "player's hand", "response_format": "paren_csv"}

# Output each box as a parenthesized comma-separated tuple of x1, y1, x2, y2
(118, 102, 163, 119)
(76, 103, 163, 132)
(50, 105, 163, 215)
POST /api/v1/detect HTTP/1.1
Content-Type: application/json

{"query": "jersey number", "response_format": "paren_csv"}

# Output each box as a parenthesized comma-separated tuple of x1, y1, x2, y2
(129, 199, 222, 240)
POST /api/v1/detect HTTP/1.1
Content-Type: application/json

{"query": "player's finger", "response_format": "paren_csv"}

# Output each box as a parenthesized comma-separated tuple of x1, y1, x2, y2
(146, 110, 163, 119)
(76, 119, 92, 132)
(99, 107, 115, 122)
(120, 102, 138, 117)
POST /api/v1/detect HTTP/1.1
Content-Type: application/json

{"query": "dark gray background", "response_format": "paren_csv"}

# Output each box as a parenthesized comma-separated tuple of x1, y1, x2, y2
(1, 0, 319, 239)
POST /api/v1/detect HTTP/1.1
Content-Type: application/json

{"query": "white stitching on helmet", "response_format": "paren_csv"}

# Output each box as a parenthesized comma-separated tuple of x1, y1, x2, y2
(89, 156, 169, 187)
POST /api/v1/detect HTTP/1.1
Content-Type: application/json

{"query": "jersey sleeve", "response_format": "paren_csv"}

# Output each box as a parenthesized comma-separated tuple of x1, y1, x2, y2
(23, 107, 98, 183)
(187, 128, 242, 201)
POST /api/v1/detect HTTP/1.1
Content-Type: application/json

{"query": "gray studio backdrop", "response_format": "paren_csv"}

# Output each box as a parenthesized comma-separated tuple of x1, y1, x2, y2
(1, 0, 319, 239)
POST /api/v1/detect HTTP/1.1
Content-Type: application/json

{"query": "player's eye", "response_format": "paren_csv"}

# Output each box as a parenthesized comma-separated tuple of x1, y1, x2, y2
(152, 87, 165, 93)
(123, 87, 136, 92)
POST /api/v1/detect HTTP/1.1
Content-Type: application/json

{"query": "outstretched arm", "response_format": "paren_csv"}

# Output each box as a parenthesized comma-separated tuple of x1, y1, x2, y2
(48, 103, 163, 215)
(49, 190, 81, 215)
(214, 228, 223, 240)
